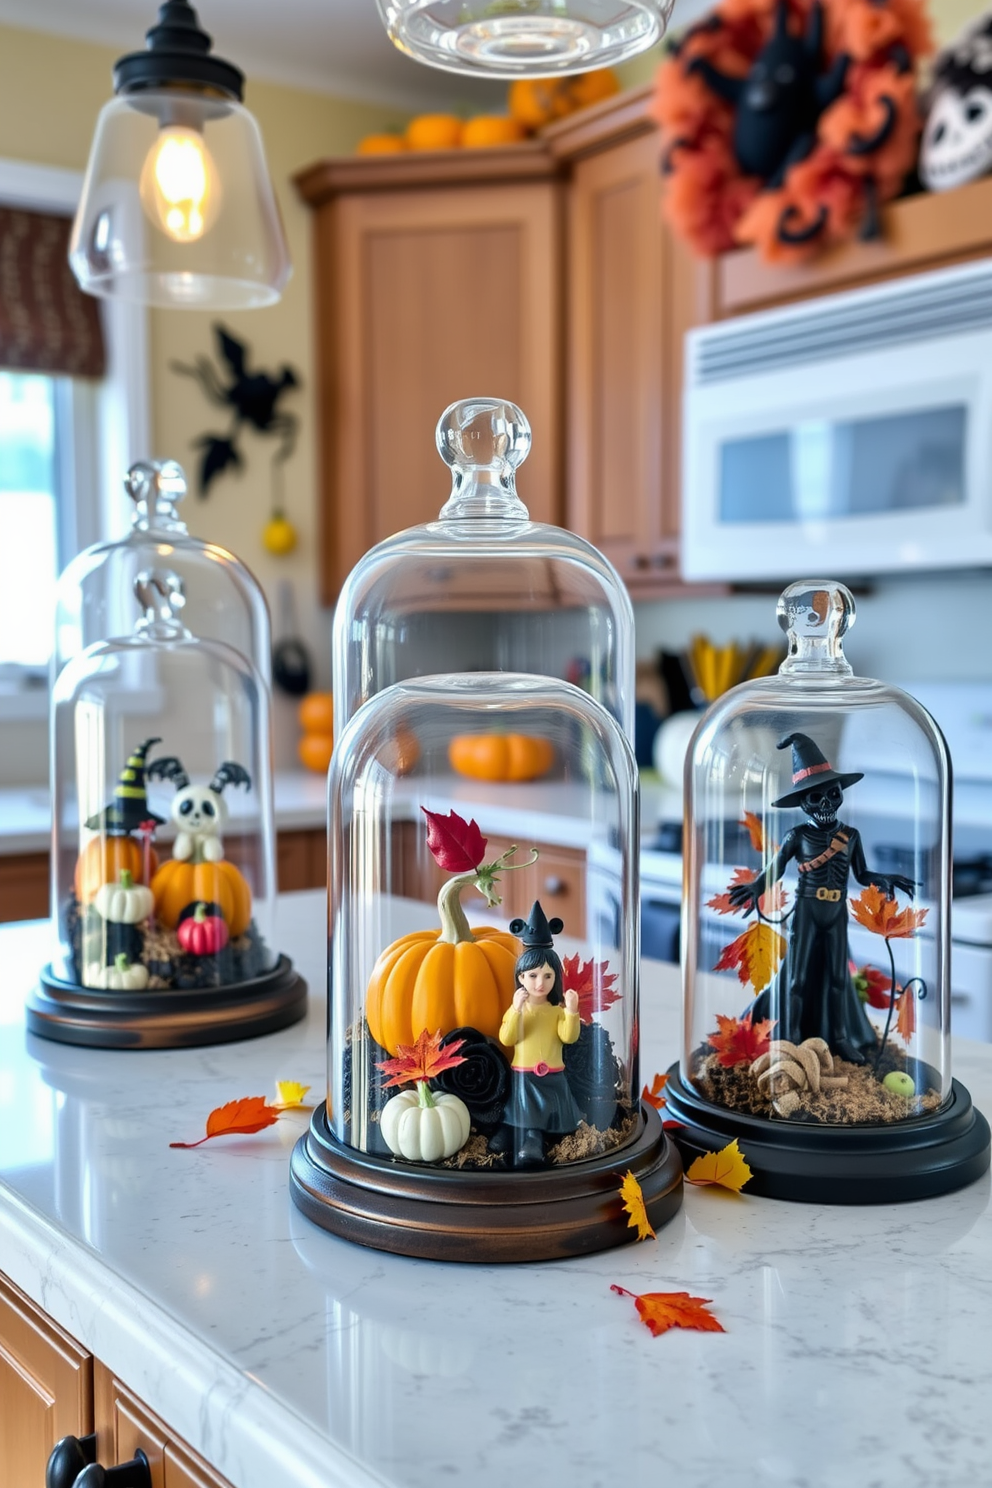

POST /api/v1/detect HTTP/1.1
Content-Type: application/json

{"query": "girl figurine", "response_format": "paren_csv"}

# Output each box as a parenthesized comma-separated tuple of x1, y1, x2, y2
(498, 900, 582, 1167)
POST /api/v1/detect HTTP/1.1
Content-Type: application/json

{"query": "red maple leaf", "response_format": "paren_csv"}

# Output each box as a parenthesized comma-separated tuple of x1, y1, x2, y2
(561, 953, 621, 1024)
(421, 807, 487, 873)
(851, 962, 895, 1009)
(611, 1285, 725, 1336)
(707, 1011, 776, 1068)
(377, 1028, 467, 1088)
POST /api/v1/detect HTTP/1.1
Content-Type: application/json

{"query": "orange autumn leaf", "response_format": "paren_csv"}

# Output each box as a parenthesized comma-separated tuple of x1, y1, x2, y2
(740, 810, 767, 855)
(714, 920, 787, 993)
(170, 1096, 280, 1149)
(619, 1170, 656, 1241)
(377, 1028, 466, 1088)
(708, 1011, 776, 1068)
(849, 884, 928, 939)
(895, 988, 916, 1042)
(642, 1071, 668, 1110)
(708, 865, 758, 916)
(686, 1138, 752, 1192)
(611, 1285, 725, 1336)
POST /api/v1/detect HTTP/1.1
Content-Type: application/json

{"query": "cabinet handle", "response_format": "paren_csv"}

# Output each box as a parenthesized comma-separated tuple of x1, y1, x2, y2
(47, 1440, 151, 1488)
(630, 554, 650, 570)
(652, 551, 676, 569)
(543, 875, 566, 895)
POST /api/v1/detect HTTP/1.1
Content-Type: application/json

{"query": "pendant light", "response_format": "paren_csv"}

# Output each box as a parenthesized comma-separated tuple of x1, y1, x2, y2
(70, 1, 291, 309)
(375, 0, 674, 77)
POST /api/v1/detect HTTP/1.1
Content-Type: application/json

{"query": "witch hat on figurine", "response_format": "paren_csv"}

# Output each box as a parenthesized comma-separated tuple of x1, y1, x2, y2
(772, 731, 864, 808)
(85, 737, 166, 834)
(509, 900, 564, 946)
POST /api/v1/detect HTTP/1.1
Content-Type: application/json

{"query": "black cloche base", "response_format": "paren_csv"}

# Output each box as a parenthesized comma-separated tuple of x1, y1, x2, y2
(27, 956, 307, 1049)
(663, 1063, 991, 1204)
(290, 1101, 684, 1263)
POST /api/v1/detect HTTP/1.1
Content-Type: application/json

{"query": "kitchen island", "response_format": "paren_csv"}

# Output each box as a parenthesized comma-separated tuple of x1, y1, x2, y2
(2, 891, 991, 1488)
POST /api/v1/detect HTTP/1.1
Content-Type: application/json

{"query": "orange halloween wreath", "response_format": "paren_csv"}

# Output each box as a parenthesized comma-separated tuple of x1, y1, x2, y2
(652, 0, 932, 263)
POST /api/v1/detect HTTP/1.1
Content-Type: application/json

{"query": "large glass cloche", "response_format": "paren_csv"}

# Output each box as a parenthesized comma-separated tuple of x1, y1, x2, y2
(664, 580, 990, 1201)
(332, 398, 635, 743)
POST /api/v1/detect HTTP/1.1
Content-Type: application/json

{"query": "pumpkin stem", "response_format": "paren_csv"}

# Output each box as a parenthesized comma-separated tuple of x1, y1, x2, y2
(436, 873, 480, 943)
(119, 869, 133, 889)
(114, 952, 129, 972)
(416, 1080, 436, 1109)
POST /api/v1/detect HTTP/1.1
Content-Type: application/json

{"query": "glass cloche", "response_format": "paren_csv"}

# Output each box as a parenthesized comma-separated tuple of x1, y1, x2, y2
(30, 567, 306, 1047)
(332, 398, 635, 743)
(53, 458, 271, 687)
(291, 672, 682, 1260)
(664, 580, 990, 1201)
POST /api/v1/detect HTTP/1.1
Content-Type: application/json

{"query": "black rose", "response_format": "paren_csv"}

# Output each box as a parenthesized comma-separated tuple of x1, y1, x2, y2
(564, 1023, 621, 1130)
(435, 1026, 511, 1133)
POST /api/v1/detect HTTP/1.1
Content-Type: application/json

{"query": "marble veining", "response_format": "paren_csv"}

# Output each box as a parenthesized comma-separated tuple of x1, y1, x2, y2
(2, 896, 992, 1488)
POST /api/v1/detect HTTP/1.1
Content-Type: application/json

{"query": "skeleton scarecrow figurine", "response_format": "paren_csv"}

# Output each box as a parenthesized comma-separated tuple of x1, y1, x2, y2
(729, 732, 916, 1063)
(920, 11, 992, 192)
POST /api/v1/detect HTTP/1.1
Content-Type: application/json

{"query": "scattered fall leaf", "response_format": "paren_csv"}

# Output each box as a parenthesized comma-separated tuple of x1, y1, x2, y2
(641, 1072, 668, 1110)
(714, 920, 787, 993)
(610, 1285, 725, 1336)
(686, 1138, 752, 1192)
(707, 1011, 776, 1068)
(895, 988, 916, 1042)
(421, 807, 487, 873)
(562, 953, 621, 1024)
(619, 1171, 656, 1241)
(849, 885, 928, 940)
(740, 810, 767, 855)
(170, 1096, 280, 1149)
(377, 1028, 467, 1088)
(708, 866, 787, 918)
(273, 1081, 311, 1109)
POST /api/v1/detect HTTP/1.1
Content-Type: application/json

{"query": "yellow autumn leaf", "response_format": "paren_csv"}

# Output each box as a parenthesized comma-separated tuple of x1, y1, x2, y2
(273, 1081, 311, 1110)
(714, 920, 787, 994)
(686, 1139, 752, 1193)
(619, 1170, 656, 1241)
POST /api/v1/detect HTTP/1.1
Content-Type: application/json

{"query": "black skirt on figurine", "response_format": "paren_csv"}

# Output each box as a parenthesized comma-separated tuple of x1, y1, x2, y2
(506, 1069, 583, 1132)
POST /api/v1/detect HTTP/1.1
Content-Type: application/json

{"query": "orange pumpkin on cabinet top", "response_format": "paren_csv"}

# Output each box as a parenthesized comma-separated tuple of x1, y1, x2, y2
(461, 115, 528, 148)
(151, 858, 253, 937)
(508, 68, 619, 131)
(357, 133, 408, 155)
(298, 691, 333, 774)
(405, 114, 464, 150)
(448, 733, 554, 783)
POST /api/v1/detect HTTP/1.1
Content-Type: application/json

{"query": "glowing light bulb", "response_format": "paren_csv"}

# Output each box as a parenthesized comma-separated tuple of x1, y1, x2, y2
(139, 125, 221, 244)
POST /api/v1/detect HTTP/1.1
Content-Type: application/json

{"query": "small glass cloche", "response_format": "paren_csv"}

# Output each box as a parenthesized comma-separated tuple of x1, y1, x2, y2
(54, 458, 271, 687)
(332, 398, 635, 742)
(664, 581, 990, 1201)
(31, 567, 305, 1048)
(291, 672, 682, 1261)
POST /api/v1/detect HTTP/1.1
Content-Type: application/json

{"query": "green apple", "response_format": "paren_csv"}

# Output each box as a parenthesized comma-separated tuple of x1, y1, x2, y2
(883, 1071, 916, 1098)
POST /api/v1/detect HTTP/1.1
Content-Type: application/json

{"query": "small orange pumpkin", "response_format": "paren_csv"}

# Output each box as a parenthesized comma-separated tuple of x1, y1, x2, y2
(508, 68, 619, 131)
(74, 836, 158, 905)
(448, 733, 554, 783)
(151, 859, 253, 937)
(357, 133, 408, 155)
(405, 114, 464, 150)
(299, 733, 333, 774)
(298, 692, 333, 734)
(461, 115, 528, 148)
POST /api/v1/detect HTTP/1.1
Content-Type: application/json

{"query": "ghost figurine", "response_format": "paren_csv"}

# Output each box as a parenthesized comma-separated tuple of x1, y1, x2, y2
(921, 12, 992, 192)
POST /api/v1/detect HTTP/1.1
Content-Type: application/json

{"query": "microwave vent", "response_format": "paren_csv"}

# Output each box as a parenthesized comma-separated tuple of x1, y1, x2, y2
(691, 263, 992, 384)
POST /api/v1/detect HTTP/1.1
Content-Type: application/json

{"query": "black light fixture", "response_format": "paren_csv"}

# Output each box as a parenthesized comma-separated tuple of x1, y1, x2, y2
(70, 1, 290, 309)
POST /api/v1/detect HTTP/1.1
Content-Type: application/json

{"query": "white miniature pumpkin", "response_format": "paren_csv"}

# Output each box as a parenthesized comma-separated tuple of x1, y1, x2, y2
(86, 954, 150, 991)
(93, 870, 154, 924)
(379, 1086, 471, 1163)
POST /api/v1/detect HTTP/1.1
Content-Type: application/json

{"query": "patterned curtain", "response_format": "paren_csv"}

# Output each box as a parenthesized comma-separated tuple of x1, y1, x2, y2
(0, 207, 105, 378)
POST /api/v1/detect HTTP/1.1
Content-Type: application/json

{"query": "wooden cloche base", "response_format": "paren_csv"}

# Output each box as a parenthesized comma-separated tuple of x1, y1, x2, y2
(663, 1064, 991, 1204)
(27, 956, 307, 1049)
(290, 1101, 683, 1263)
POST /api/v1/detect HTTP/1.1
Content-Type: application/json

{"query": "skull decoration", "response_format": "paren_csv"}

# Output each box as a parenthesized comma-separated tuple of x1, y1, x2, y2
(921, 12, 992, 192)
(147, 756, 251, 863)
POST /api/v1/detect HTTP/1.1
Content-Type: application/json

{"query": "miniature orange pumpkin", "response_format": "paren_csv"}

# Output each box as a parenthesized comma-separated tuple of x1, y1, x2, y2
(448, 733, 554, 783)
(461, 115, 528, 148)
(298, 692, 333, 734)
(151, 859, 253, 937)
(74, 836, 158, 905)
(357, 133, 408, 155)
(298, 733, 333, 774)
(405, 114, 464, 150)
(508, 68, 619, 131)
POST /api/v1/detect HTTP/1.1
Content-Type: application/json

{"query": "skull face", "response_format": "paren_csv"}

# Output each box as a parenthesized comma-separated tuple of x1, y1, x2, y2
(920, 84, 992, 191)
(171, 785, 225, 838)
(801, 781, 843, 825)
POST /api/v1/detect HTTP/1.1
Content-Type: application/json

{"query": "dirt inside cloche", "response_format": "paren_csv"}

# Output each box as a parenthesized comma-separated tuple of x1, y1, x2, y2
(693, 1046, 942, 1124)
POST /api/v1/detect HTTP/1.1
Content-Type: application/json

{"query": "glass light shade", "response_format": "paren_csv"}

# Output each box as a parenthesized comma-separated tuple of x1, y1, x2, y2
(332, 398, 635, 742)
(375, 0, 672, 76)
(70, 90, 290, 309)
(53, 459, 272, 688)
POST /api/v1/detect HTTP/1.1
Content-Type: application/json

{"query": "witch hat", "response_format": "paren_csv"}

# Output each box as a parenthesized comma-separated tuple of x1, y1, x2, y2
(85, 737, 166, 835)
(509, 900, 564, 946)
(772, 732, 864, 808)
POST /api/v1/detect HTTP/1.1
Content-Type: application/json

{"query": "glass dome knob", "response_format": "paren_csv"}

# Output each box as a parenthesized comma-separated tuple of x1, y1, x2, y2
(436, 397, 531, 520)
(125, 459, 188, 533)
(776, 579, 855, 677)
(134, 567, 189, 639)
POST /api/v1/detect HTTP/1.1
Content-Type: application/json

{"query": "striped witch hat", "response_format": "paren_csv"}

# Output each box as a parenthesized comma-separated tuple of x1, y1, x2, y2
(85, 738, 166, 835)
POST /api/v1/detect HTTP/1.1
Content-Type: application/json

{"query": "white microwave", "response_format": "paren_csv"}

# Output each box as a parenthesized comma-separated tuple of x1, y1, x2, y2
(681, 258, 992, 581)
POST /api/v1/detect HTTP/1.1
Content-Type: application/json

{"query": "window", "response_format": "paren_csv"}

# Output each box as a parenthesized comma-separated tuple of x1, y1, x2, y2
(0, 373, 59, 669)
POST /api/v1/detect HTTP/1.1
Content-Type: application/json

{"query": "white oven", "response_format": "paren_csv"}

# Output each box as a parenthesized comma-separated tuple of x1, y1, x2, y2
(682, 259, 992, 581)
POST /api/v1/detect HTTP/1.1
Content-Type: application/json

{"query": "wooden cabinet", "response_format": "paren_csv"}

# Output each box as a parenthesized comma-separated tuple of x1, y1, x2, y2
(0, 850, 48, 922)
(276, 827, 326, 893)
(0, 1271, 233, 1488)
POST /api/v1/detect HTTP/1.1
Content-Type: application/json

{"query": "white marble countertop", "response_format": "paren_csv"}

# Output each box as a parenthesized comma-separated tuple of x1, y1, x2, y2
(2, 893, 992, 1488)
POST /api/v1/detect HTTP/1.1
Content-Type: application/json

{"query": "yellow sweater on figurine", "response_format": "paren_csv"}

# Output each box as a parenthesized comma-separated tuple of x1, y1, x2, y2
(499, 1001, 580, 1071)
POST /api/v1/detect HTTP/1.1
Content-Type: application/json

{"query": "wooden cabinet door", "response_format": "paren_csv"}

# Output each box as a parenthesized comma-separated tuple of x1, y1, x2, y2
(314, 180, 562, 599)
(95, 1362, 233, 1488)
(0, 851, 49, 923)
(0, 1271, 93, 1482)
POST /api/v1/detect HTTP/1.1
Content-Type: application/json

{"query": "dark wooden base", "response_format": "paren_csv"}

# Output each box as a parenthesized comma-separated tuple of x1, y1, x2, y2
(290, 1101, 683, 1262)
(663, 1064, 991, 1204)
(26, 957, 307, 1049)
